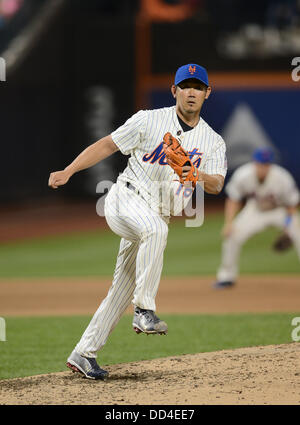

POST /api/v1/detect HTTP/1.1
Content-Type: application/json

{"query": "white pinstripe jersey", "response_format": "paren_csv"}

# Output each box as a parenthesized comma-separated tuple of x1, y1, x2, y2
(111, 106, 227, 215)
(226, 163, 300, 210)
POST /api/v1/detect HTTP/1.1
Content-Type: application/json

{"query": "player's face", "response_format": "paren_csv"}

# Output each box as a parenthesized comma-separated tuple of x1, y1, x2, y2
(172, 79, 211, 115)
(255, 163, 271, 182)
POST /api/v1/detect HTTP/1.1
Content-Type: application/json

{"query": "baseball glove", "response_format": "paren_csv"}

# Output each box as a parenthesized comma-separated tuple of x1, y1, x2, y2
(163, 132, 199, 187)
(272, 232, 293, 252)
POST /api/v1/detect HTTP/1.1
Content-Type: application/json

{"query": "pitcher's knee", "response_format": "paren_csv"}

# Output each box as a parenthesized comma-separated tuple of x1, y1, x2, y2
(228, 230, 248, 246)
(141, 219, 169, 245)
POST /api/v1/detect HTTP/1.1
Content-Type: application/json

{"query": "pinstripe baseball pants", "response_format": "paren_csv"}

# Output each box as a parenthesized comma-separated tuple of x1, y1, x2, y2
(75, 183, 169, 357)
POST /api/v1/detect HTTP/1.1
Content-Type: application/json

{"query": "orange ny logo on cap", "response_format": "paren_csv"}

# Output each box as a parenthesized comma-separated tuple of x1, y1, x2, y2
(189, 65, 196, 75)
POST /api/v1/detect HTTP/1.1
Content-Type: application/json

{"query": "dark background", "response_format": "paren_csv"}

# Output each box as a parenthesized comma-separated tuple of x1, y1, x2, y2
(0, 0, 299, 205)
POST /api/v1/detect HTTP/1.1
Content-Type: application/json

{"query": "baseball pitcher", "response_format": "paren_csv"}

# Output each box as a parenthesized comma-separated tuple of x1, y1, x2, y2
(48, 63, 227, 380)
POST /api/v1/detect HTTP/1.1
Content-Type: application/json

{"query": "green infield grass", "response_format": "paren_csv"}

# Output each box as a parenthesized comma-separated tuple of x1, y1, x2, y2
(0, 312, 299, 380)
(0, 214, 299, 278)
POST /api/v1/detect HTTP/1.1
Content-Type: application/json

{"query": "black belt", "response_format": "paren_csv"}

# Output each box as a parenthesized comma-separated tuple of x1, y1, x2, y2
(126, 181, 135, 191)
(126, 181, 140, 195)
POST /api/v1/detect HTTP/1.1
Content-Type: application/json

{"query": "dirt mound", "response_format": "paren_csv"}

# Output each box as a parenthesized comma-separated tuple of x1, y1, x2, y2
(1, 343, 299, 405)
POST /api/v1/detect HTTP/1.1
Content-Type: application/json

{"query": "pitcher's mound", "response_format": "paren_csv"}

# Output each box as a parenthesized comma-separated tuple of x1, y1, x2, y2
(1, 343, 299, 405)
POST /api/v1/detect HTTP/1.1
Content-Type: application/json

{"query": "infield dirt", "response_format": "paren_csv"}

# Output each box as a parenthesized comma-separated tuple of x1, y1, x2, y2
(0, 343, 299, 405)
(1, 275, 300, 316)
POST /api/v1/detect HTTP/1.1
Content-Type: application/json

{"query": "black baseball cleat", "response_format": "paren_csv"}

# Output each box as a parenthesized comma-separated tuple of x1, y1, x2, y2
(133, 306, 168, 335)
(213, 280, 235, 289)
(66, 351, 109, 380)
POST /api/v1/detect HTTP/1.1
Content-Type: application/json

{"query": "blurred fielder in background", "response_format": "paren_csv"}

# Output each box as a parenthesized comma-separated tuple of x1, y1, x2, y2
(215, 147, 300, 289)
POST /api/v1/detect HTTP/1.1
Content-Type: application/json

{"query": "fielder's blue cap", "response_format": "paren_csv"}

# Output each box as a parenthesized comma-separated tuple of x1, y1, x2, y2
(253, 147, 274, 163)
(175, 63, 209, 87)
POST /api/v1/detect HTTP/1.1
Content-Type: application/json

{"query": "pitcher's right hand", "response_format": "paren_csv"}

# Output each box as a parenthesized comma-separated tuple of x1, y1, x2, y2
(48, 170, 71, 189)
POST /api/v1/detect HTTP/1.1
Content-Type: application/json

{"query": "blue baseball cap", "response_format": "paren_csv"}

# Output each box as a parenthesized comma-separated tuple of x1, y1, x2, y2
(175, 63, 209, 87)
(253, 147, 274, 163)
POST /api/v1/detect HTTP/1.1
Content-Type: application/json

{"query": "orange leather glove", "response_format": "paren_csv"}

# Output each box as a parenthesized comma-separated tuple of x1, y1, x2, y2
(163, 132, 199, 187)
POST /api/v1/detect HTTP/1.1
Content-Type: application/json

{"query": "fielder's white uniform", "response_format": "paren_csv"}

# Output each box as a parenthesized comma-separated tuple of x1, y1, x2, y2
(217, 162, 300, 282)
(75, 105, 227, 358)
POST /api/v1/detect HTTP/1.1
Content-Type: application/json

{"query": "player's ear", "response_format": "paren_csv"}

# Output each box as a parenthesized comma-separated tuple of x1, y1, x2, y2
(205, 86, 212, 100)
(171, 84, 177, 99)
